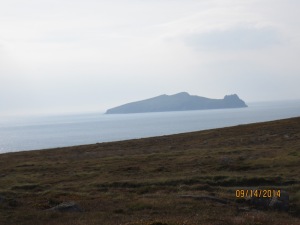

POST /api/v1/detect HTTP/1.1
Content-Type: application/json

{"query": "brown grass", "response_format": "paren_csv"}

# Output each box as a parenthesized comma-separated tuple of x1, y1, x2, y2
(0, 117, 299, 224)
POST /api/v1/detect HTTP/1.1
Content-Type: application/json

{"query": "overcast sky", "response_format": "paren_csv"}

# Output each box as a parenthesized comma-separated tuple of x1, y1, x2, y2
(1, 0, 300, 116)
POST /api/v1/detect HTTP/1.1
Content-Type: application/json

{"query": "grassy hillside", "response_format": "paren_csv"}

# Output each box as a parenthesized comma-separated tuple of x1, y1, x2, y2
(0, 117, 299, 225)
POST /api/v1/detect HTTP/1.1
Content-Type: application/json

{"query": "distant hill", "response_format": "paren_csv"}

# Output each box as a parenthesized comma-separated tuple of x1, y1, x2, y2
(105, 92, 247, 114)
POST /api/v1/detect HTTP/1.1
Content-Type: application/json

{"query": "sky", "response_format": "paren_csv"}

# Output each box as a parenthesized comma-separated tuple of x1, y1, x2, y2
(0, 0, 300, 116)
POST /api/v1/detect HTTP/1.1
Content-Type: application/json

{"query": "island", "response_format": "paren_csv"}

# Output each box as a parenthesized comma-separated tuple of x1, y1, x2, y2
(105, 92, 247, 114)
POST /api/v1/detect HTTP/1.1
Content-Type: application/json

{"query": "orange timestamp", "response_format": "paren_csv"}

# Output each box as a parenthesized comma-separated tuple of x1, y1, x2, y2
(235, 189, 281, 198)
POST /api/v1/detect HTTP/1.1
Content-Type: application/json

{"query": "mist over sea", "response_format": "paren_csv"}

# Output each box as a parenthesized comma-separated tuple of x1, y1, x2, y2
(0, 100, 300, 153)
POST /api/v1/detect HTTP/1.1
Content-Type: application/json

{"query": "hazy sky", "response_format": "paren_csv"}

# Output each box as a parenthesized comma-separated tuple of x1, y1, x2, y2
(1, 0, 300, 116)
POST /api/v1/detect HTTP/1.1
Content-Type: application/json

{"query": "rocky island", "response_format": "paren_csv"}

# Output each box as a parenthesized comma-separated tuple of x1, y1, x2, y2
(106, 92, 247, 114)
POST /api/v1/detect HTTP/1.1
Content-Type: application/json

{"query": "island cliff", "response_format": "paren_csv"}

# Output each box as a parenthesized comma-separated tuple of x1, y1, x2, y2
(105, 92, 247, 114)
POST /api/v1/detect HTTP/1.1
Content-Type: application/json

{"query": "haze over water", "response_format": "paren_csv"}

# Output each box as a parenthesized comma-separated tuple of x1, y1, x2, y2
(1, 1, 300, 117)
(0, 100, 299, 154)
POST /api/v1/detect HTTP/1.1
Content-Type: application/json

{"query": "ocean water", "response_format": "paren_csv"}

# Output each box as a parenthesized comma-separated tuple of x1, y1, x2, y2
(0, 100, 299, 153)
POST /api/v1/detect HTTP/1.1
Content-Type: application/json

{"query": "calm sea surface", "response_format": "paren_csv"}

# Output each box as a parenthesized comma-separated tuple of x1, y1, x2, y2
(0, 100, 300, 153)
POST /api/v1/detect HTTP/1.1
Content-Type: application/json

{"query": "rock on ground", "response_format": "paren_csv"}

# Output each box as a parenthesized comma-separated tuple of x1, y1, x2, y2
(48, 202, 83, 212)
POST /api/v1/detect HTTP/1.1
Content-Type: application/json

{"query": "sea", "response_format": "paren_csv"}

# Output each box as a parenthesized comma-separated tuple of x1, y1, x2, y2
(0, 100, 300, 154)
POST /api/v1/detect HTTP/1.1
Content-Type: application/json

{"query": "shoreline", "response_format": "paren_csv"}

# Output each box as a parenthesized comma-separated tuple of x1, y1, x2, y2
(2, 99, 300, 153)
(2, 116, 300, 155)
